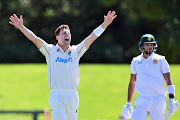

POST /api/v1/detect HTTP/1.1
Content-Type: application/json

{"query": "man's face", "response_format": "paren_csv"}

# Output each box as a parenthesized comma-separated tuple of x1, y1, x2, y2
(143, 43, 154, 53)
(56, 28, 71, 46)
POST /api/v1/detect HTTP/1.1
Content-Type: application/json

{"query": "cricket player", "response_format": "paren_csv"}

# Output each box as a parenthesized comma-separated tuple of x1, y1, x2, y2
(9, 11, 117, 120)
(122, 34, 178, 120)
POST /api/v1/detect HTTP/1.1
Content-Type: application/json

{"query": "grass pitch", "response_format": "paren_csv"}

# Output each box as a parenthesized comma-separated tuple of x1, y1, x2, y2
(0, 64, 179, 120)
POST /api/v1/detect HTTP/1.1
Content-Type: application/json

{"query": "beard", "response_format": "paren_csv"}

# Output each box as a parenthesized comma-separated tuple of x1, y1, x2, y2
(144, 51, 152, 56)
(144, 48, 154, 56)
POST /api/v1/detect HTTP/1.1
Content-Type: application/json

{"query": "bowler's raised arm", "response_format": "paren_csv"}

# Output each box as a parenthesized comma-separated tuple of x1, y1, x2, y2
(9, 14, 43, 49)
(83, 11, 117, 49)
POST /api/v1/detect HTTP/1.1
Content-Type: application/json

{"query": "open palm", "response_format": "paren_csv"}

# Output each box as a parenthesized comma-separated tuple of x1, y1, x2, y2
(104, 11, 117, 26)
(9, 14, 23, 29)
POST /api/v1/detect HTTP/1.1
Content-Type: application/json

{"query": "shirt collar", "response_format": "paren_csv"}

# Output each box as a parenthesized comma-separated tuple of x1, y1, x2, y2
(140, 52, 155, 60)
(56, 44, 71, 53)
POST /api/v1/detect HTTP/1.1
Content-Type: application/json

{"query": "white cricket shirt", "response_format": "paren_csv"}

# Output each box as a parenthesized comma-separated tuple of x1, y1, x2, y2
(39, 41, 87, 89)
(130, 53, 170, 96)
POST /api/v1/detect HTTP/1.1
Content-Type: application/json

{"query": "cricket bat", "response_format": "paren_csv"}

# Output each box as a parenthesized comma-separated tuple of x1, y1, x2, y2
(166, 110, 171, 120)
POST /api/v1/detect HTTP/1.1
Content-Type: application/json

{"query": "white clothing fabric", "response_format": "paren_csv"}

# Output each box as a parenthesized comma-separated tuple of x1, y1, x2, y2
(39, 41, 87, 89)
(39, 41, 87, 120)
(131, 94, 166, 120)
(49, 89, 79, 120)
(130, 53, 170, 96)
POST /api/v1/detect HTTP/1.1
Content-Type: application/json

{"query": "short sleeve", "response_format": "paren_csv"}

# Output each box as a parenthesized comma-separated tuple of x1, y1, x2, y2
(75, 41, 87, 59)
(39, 41, 52, 57)
(130, 59, 137, 74)
(160, 56, 170, 73)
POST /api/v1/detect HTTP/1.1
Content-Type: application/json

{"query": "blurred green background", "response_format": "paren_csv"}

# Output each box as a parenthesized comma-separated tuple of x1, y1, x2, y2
(1, 0, 180, 63)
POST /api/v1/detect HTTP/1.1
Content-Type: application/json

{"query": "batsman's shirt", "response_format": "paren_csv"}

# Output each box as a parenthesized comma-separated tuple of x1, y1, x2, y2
(39, 41, 87, 89)
(130, 53, 170, 96)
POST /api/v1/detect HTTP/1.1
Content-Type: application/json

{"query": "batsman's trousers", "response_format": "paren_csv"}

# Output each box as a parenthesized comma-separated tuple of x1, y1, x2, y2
(49, 89, 79, 120)
(131, 94, 166, 120)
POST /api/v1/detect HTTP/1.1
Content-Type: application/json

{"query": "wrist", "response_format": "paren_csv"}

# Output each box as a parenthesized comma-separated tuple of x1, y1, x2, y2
(126, 101, 132, 106)
(93, 25, 105, 37)
(169, 98, 174, 102)
(169, 94, 174, 98)
(18, 25, 24, 30)
(101, 22, 108, 29)
(167, 85, 175, 96)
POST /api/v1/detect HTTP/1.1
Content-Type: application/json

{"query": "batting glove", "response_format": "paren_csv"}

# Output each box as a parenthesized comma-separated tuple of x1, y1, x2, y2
(122, 101, 133, 119)
(167, 98, 179, 115)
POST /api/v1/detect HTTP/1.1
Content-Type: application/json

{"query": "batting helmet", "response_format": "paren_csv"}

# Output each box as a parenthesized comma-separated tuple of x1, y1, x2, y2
(139, 34, 158, 53)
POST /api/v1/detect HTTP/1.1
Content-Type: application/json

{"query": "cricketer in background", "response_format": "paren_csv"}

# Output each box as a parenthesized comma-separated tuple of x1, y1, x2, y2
(122, 34, 179, 120)
(9, 11, 117, 120)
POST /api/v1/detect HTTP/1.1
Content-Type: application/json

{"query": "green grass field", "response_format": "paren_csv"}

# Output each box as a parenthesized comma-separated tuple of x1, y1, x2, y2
(0, 64, 179, 120)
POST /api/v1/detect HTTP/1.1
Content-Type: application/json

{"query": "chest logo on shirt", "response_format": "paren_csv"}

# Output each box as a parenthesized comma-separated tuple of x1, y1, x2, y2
(55, 57, 73, 63)
(153, 59, 157, 64)
(138, 61, 142, 64)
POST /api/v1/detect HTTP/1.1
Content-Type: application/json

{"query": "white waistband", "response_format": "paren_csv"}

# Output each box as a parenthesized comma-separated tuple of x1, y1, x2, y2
(51, 89, 77, 92)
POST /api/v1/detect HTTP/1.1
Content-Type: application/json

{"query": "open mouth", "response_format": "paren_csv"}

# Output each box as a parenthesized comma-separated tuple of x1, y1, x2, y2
(65, 38, 69, 41)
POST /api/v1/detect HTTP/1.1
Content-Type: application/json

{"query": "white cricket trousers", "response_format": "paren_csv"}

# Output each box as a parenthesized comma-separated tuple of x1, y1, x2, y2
(131, 94, 166, 120)
(49, 89, 79, 120)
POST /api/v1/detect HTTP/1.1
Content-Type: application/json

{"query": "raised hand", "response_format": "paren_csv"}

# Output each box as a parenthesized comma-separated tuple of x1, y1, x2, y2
(9, 14, 23, 29)
(104, 11, 117, 26)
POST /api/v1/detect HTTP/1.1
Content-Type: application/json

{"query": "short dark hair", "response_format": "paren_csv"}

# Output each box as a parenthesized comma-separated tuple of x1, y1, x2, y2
(55, 24, 70, 36)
